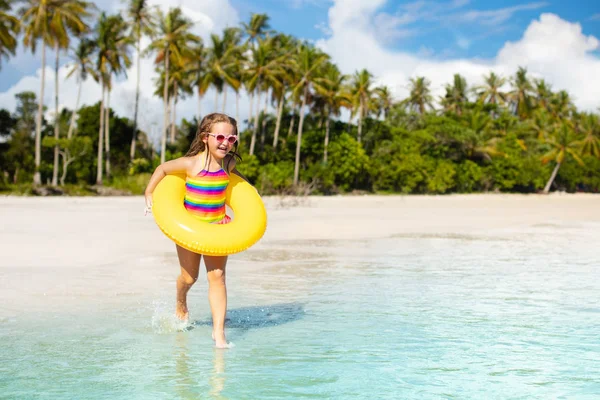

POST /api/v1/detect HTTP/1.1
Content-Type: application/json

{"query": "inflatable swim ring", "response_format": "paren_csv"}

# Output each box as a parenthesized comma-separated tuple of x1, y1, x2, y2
(152, 173, 267, 256)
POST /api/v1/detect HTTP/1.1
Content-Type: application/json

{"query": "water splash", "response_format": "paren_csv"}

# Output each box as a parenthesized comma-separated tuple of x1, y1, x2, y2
(150, 299, 190, 334)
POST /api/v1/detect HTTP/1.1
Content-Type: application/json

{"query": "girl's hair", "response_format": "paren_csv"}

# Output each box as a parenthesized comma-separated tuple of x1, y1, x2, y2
(186, 113, 242, 163)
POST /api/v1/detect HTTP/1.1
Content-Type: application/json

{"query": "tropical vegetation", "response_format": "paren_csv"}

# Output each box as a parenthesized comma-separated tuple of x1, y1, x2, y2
(1, 2, 599, 195)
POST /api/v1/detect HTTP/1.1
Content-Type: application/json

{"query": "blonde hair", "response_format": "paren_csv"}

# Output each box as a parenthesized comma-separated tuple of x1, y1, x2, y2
(186, 113, 241, 162)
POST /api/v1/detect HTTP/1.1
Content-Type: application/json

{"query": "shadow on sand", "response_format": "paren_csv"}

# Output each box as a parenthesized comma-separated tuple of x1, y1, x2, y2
(189, 302, 305, 331)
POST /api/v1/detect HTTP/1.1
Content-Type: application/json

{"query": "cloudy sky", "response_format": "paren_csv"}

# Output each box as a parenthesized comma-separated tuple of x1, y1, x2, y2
(1, 0, 599, 144)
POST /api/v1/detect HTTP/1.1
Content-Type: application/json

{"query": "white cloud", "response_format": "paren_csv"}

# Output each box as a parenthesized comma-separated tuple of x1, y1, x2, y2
(456, 36, 471, 50)
(317, 0, 600, 111)
(451, 2, 548, 26)
(290, 0, 332, 9)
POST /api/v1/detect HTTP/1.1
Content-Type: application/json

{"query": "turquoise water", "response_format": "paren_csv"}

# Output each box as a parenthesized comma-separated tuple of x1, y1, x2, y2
(1, 222, 599, 399)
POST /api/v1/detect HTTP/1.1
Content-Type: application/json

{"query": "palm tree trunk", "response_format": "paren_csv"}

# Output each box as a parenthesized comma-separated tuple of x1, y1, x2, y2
(170, 88, 178, 144)
(248, 91, 254, 131)
(293, 84, 308, 186)
(96, 84, 105, 185)
(260, 91, 268, 148)
(60, 155, 73, 186)
(67, 78, 83, 139)
(51, 44, 60, 186)
(250, 86, 261, 155)
(33, 43, 46, 185)
(357, 100, 363, 143)
(60, 151, 69, 186)
(288, 104, 296, 138)
(543, 162, 561, 194)
(104, 89, 111, 179)
(324, 109, 331, 163)
(222, 86, 227, 113)
(161, 48, 170, 164)
(273, 94, 284, 149)
(130, 35, 142, 161)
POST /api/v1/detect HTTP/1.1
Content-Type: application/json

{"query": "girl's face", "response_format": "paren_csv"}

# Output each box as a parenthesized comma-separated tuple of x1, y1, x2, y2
(203, 122, 237, 160)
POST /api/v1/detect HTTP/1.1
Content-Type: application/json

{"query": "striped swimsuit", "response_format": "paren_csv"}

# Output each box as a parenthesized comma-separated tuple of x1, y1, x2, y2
(184, 166, 230, 224)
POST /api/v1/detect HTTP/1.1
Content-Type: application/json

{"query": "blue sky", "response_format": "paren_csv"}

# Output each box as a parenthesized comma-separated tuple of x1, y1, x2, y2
(232, 0, 599, 59)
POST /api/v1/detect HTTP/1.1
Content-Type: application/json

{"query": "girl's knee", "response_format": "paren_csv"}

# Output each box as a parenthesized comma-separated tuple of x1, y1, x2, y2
(207, 268, 226, 285)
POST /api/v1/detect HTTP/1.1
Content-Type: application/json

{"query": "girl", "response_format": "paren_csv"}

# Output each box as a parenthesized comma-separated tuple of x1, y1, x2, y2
(144, 113, 248, 348)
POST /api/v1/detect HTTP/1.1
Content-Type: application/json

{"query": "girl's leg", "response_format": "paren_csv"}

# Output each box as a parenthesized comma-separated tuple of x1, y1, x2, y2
(204, 255, 228, 348)
(175, 245, 201, 321)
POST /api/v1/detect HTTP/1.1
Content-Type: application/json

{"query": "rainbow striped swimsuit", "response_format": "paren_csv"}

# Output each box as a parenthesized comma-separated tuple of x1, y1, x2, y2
(184, 168, 229, 223)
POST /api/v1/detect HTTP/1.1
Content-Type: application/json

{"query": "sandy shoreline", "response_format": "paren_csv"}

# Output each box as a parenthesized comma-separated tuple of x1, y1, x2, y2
(1, 192, 598, 268)
(1, 193, 598, 317)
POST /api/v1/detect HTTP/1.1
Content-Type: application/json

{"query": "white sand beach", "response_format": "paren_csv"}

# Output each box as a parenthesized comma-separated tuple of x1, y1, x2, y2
(1, 193, 599, 318)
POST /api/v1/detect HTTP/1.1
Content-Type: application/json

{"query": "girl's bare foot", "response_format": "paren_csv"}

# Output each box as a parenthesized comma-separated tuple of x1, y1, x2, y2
(175, 300, 189, 321)
(212, 331, 230, 348)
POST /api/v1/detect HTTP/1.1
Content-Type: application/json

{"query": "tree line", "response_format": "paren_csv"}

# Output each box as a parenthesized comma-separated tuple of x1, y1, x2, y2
(0, 1, 599, 194)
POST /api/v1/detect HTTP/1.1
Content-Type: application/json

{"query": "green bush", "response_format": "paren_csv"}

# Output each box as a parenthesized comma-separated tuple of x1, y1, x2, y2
(108, 173, 152, 195)
(455, 160, 483, 193)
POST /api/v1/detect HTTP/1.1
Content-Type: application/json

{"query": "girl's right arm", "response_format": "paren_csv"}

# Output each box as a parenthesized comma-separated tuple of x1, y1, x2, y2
(144, 157, 193, 211)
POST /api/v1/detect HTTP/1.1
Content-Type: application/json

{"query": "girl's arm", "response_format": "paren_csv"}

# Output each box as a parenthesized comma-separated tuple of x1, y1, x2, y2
(144, 157, 193, 211)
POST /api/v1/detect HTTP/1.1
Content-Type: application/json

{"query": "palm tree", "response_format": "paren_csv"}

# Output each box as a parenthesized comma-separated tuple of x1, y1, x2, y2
(95, 12, 132, 184)
(65, 37, 96, 139)
(244, 36, 286, 155)
(156, 57, 190, 144)
(529, 108, 553, 142)
(148, 7, 198, 164)
(509, 66, 534, 119)
(549, 90, 574, 121)
(533, 78, 552, 111)
(441, 74, 469, 116)
(0, 0, 20, 69)
(314, 63, 350, 162)
(374, 85, 394, 120)
(576, 113, 600, 158)
(542, 122, 584, 193)
(475, 72, 507, 106)
(349, 69, 373, 143)
(49, 0, 91, 186)
(460, 109, 504, 161)
(269, 33, 296, 149)
(215, 27, 243, 113)
(402, 76, 434, 114)
(292, 43, 328, 185)
(20, 0, 56, 185)
(126, 0, 155, 160)
(187, 42, 208, 120)
(242, 13, 270, 46)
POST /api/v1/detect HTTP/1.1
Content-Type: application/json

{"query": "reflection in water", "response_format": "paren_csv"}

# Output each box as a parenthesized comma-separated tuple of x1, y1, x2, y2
(209, 349, 226, 399)
(174, 333, 228, 399)
(174, 333, 195, 400)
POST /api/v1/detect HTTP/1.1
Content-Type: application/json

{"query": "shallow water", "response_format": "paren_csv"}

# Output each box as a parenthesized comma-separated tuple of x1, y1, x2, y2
(1, 221, 600, 399)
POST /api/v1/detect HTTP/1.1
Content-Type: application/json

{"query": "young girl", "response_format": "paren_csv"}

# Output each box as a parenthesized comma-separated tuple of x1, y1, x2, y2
(144, 113, 247, 348)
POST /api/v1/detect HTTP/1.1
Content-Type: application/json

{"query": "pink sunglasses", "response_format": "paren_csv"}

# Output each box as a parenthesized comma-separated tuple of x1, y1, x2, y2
(207, 133, 237, 144)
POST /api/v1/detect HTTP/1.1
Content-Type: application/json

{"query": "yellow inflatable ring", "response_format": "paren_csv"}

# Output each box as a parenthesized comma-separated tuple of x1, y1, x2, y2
(152, 173, 267, 256)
